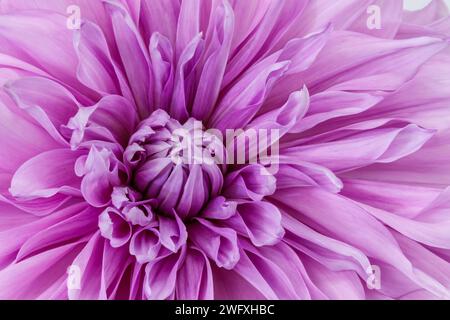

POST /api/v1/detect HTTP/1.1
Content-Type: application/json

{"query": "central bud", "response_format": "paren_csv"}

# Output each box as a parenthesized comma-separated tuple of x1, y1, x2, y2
(94, 109, 280, 274)
(123, 110, 226, 219)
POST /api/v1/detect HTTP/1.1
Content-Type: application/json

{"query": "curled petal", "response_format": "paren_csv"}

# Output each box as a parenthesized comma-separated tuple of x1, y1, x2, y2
(76, 146, 127, 207)
(202, 197, 237, 220)
(224, 164, 276, 201)
(98, 207, 131, 248)
(158, 213, 187, 253)
(129, 227, 161, 264)
(189, 218, 240, 270)
(228, 201, 284, 247)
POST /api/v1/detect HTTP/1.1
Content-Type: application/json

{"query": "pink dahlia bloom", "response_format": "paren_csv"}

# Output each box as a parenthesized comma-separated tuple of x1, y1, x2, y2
(0, 0, 450, 300)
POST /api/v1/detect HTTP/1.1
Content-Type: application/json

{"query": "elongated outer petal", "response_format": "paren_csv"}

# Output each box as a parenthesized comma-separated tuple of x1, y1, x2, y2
(139, 0, 180, 46)
(176, 247, 214, 300)
(0, 203, 88, 271)
(0, 0, 112, 40)
(272, 187, 450, 298)
(270, 32, 448, 110)
(105, 0, 152, 118)
(223, 0, 309, 85)
(10, 149, 85, 199)
(230, 239, 314, 299)
(289, 91, 383, 134)
(144, 246, 186, 300)
(211, 25, 331, 131)
(304, 32, 448, 92)
(191, 0, 234, 121)
(69, 233, 133, 300)
(149, 32, 174, 110)
(302, 255, 366, 300)
(356, 188, 450, 249)
(284, 120, 435, 173)
(275, 158, 343, 193)
(0, 91, 58, 173)
(74, 21, 132, 99)
(67, 95, 138, 148)
(0, 240, 84, 299)
(170, 33, 204, 122)
(5, 77, 80, 145)
(341, 178, 442, 218)
(16, 205, 99, 262)
(281, 213, 371, 279)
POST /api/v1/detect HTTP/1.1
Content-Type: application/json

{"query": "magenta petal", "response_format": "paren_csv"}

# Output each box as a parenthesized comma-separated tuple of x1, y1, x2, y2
(348, 0, 403, 39)
(191, 1, 234, 121)
(202, 197, 237, 220)
(74, 21, 121, 95)
(224, 164, 276, 201)
(229, 201, 285, 247)
(5, 77, 80, 145)
(232, 240, 303, 299)
(249, 87, 310, 138)
(105, 0, 152, 118)
(285, 120, 435, 172)
(211, 57, 289, 131)
(282, 212, 371, 279)
(149, 32, 174, 110)
(276, 159, 343, 193)
(290, 90, 384, 133)
(16, 205, 98, 262)
(189, 218, 240, 270)
(69, 233, 132, 300)
(0, 241, 82, 299)
(98, 207, 131, 248)
(10, 149, 84, 199)
(67, 95, 138, 148)
(359, 188, 450, 249)
(158, 214, 187, 253)
(76, 146, 126, 208)
(176, 247, 213, 300)
(0, 11, 81, 90)
(0, 91, 58, 173)
(129, 226, 161, 264)
(170, 33, 204, 122)
(144, 247, 185, 300)
(303, 256, 365, 300)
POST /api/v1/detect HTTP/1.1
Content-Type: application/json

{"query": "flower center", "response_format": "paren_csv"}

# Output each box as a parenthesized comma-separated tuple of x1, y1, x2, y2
(73, 109, 280, 272)
(123, 109, 226, 220)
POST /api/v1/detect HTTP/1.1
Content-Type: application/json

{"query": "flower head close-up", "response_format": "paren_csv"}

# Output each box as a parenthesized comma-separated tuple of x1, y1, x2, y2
(0, 0, 450, 300)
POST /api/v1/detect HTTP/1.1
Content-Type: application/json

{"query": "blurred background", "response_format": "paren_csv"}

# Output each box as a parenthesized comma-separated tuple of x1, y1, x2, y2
(403, 0, 450, 10)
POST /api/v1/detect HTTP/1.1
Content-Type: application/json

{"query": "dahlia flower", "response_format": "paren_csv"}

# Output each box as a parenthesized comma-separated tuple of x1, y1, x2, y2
(0, 0, 450, 300)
